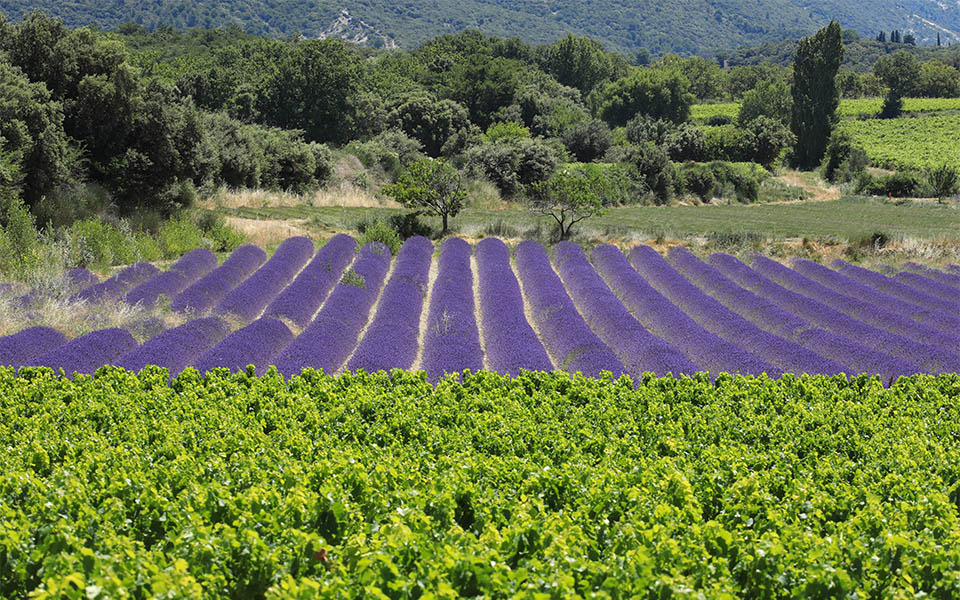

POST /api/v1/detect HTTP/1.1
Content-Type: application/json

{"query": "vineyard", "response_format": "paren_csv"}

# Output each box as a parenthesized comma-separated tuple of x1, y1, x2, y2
(1, 367, 958, 597)
(837, 113, 960, 170)
(2, 236, 959, 383)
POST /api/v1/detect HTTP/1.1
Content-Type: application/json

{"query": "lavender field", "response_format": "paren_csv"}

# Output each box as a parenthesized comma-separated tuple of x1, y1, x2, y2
(2, 235, 958, 383)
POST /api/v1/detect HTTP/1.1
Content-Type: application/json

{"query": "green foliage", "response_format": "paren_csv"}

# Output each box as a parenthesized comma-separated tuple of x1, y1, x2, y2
(382, 158, 466, 234)
(739, 116, 795, 168)
(856, 170, 924, 197)
(343, 129, 424, 181)
(925, 163, 959, 203)
(916, 61, 960, 98)
(2, 368, 960, 597)
(462, 137, 561, 197)
(737, 79, 792, 126)
(156, 214, 210, 258)
(540, 34, 626, 96)
(823, 130, 867, 182)
(340, 267, 367, 289)
(357, 218, 403, 256)
(526, 165, 608, 240)
(595, 68, 695, 127)
(614, 142, 674, 205)
(664, 123, 707, 162)
(0, 59, 76, 210)
(481, 120, 531, 143)
(624, 114, 674, 146)
(559, 118, 612, 163)
(387, 93, 470, 157)
(874, 51, 921, 119)
(65, 218, 161, 269)
(791, 21, 843, 169)
(257, 39, 363, 145)
(0, 154, 39, 278)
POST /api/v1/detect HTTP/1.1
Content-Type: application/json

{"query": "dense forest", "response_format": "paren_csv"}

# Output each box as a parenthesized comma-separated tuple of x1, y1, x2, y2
(1, 13, 959, 277)
(3, 0, 960, 56)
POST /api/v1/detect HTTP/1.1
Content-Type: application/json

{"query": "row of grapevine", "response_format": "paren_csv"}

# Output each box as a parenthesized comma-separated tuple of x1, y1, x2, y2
(1, 367, 958, 597)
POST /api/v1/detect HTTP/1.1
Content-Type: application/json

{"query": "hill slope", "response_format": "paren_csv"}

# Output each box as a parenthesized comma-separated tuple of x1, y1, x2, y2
(2, 0, 960, 55)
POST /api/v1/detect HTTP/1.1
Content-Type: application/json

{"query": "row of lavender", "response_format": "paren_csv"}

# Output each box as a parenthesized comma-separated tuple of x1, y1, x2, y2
(1, 236, 957, 381)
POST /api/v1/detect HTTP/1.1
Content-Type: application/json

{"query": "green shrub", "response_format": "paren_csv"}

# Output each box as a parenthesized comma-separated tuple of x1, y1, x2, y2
(357, 218, 402, 256)
(157, 215, 209, 258)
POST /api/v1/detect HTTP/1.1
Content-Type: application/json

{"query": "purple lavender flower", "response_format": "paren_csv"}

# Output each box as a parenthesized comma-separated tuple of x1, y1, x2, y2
(72, 263, 159, 303)
(710, 253, 960, 374)
(830, 259, 960, 331)
(626, 245, 844, 376)
(264, 234, 358, 329)
(125, 249, 218, 307)
(552, 241, 697, 377)
(115, 317, 229, 377)
(754, 255, 960, 355)
(790, 258, 960, 337)
(590, 244, 776, 378)
(171, 245, 266, 314)
(66, 268, 100, 292)
(892, 271, 960, 308)
(418, 238, 485, 383)
(668, 246, 919, 381)
(275, 242, 391, 377)
(903, 262, 960, 291)
(0, 327, 68, 368)
(515, 241, 625, 379)
(473, 238, 553, 376)
(29, 328, 138, 376)
(190, 318, 294, 376)
(348, 236, 434, 373)
(214, 237, 315, 324)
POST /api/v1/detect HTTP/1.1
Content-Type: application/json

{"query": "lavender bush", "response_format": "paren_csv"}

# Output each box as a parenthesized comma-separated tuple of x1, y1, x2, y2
(275, 242, 391, 377)
(474, 238, 553, 376)
(115, 317, 229, 376)
(125, 249, 218, 307)
(668, 247, 919, 381)
(892, 271, 960, 308)
(830, 259, 960, 332)
(171, 245, 266, 314)
(837, 259, 957, 313)
(72, 263, 159, 303)
(628, 245, 845, 375)
(0, 327, 67, 368)
(711, 253, 960, 374)
(190, 318, 294, 376)
(214, 237, 315, 324)
(754, 255, 960, 354)
(29, 328, 138, 376)
(903, 262, 960, 291)
(515, 241, 625, 379)
(264, 234, 358, 329)
(591, 245, 776, 377)
(419, 238, 485, 383)
(552, 242, 697, 377)
(348, 236, 433, 373)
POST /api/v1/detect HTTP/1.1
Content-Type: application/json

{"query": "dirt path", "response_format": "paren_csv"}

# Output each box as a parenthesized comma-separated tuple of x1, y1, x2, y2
(774, 171, 842, 203)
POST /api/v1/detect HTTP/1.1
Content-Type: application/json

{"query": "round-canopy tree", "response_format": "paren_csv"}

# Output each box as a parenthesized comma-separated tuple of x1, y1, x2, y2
(383, 158, 466, 235)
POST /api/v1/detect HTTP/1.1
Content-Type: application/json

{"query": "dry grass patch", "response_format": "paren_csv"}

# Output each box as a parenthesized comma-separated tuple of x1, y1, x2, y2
(224, 217, 313, 247)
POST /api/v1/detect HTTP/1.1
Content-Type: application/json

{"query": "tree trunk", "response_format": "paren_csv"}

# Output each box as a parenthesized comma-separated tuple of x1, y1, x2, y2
(442, 212, 448, 235)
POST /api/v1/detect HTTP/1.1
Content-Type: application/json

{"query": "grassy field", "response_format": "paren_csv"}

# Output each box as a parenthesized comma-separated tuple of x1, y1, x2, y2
(225, 196, 960, 243)
(690, 97, 960, 123)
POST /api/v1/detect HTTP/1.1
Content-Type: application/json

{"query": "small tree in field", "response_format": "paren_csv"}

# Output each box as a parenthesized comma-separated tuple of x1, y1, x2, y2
(526, 167, 606, 241)
(383, 158, 466, 235)
(927, 163, 958, 204)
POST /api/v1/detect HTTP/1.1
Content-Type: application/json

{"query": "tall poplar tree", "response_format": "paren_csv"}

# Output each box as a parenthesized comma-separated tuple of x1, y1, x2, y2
(790, 21, 843, 169)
